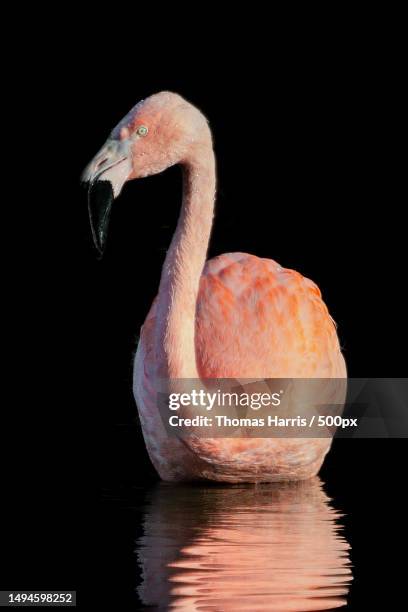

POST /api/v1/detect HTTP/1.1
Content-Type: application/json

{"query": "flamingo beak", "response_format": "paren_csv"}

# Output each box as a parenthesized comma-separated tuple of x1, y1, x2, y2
(82, 138, 132, 256)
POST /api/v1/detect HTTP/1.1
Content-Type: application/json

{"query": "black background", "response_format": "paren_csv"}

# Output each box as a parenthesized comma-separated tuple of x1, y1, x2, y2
(2, 16, 406, 611)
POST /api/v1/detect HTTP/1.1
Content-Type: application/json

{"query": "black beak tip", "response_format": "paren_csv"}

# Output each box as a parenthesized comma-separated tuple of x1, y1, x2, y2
(86, 179, 114, 259)
(94, 241, 105, 260)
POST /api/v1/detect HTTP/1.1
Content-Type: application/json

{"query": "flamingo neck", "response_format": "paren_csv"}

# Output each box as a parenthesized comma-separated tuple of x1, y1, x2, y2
(155, 145, 216, 379)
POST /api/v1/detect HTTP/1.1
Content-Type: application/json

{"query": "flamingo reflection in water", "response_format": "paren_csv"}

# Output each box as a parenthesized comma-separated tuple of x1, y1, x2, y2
(137, 478, 352, 611)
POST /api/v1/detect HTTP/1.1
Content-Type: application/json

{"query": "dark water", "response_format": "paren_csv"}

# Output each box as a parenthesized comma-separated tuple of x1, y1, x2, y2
(135, 478, 352, 611)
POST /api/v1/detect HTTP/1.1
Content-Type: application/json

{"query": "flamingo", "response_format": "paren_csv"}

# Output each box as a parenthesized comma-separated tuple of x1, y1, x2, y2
(83, 92, 346, 483)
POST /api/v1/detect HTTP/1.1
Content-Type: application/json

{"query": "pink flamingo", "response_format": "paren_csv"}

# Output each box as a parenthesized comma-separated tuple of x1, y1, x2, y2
(83, 92, 346, 483)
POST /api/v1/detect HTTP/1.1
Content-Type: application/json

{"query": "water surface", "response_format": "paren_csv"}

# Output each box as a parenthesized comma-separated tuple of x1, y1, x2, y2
(136, 478, 352, 610)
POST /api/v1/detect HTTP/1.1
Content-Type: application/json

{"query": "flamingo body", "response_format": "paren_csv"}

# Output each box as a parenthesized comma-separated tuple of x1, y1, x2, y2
(134, 252, 346, 482)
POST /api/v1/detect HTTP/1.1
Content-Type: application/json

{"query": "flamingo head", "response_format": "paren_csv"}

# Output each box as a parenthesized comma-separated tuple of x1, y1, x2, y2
(82, 91, 210, 255)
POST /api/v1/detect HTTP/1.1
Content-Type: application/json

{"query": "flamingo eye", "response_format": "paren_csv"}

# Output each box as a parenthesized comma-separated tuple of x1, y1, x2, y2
(137, 125, 148, 137)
